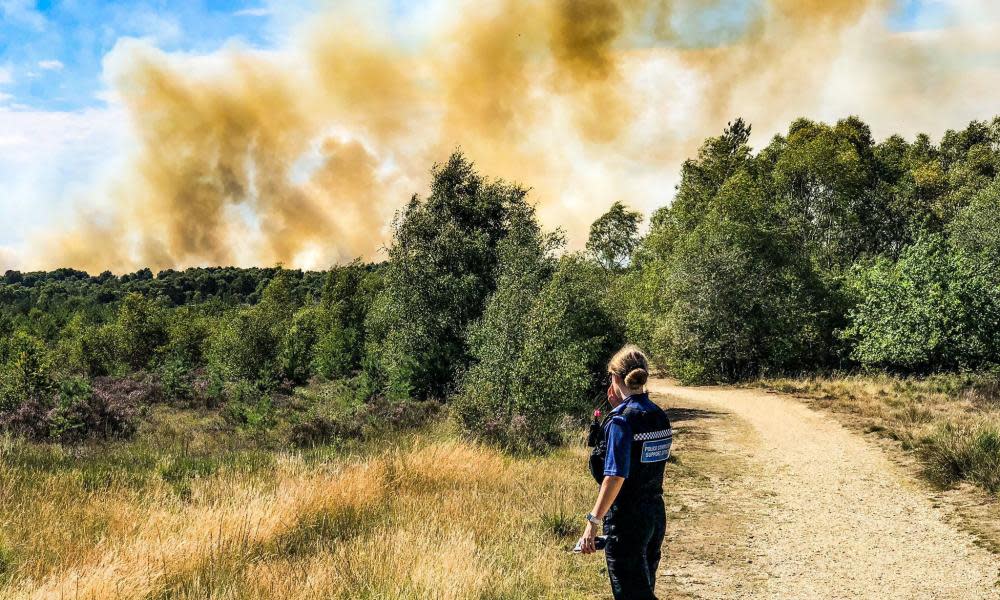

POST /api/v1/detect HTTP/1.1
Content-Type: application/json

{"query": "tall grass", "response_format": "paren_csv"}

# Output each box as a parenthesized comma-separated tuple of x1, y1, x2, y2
(754, 373, 1000, 494)
(0, 420, 604, 599)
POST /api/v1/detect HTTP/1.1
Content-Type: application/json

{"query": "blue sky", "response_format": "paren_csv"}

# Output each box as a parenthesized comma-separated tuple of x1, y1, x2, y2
(0, 0, 294, 111)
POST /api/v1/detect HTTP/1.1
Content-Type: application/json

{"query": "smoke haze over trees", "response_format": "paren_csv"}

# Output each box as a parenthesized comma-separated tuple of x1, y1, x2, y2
(2, 114, 1000, 447)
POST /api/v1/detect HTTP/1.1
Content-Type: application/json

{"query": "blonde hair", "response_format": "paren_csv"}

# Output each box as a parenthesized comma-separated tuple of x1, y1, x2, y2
(607, 344, 649, 390)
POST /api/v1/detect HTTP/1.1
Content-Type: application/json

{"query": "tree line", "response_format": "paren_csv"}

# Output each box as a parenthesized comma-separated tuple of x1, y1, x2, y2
(1, 115, 998, 449)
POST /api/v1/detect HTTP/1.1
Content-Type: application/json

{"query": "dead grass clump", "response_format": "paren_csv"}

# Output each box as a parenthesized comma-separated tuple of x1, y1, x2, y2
(923, 421, 1000, 493)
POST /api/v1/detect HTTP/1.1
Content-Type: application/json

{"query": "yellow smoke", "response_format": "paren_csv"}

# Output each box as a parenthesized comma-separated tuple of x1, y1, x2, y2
(37, 0, 910, 272)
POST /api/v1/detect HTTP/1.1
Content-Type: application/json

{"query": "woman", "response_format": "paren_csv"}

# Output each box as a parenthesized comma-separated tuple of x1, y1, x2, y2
(578, 345, 672, 600)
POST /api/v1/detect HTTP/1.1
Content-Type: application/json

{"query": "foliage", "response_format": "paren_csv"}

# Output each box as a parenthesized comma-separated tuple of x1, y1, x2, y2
(0, 331, 53, 413)
(627, 115, 1000, 381)
(365, 152, 533, 400)
(453, 203, 562, 448)
(586, 201, 642, 271)
(842, 236, 1000, 371)
(457, 249, 621, 451)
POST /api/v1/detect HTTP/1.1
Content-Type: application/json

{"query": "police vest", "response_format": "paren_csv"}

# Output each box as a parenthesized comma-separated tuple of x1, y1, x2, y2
(588, 399, 672, 504)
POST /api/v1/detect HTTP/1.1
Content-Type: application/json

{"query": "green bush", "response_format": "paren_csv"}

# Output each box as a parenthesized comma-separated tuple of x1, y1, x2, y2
(222, 381, 276, 433)
(456, 252, 620, 452)
(110, 293, 169, 373)
(162, 306, 212, 368)
(452, 204, 559, 446)
(843, 236, 1000, 371)
(0, 330, 53, 412)
(312, 321, 357, 380)
(207, 306, 282, 383)
(280, 306, 324, 384)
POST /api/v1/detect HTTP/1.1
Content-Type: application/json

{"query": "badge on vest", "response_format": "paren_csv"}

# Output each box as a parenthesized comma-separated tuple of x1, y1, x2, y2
(635, 429, 672, 463)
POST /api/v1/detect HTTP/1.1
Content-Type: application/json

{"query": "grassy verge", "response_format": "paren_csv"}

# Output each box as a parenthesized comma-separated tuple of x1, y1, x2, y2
(750, 373, 1000, 493)
(0, 392, 607, 599)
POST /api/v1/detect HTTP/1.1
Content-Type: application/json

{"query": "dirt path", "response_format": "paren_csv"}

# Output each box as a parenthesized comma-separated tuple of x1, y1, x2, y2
(649, 380, 1000, 599)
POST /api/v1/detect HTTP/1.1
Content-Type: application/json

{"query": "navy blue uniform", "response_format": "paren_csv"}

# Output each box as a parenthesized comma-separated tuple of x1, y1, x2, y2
(589, 393, 672, 600)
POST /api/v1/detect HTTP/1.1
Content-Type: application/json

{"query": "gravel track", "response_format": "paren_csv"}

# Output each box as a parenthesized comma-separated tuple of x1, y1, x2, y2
(650, 380, 1000, 599)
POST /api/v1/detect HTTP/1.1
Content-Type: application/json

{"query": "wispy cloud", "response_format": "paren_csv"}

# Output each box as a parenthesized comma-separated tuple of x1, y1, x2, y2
(0, 64, 11, 85)
(38, 59, 64, 71)
(0, 0, 46, 29)
(235, 7, 271, 17)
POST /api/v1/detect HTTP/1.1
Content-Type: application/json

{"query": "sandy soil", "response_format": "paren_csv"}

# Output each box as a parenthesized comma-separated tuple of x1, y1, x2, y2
(649, 380, 1000, 599)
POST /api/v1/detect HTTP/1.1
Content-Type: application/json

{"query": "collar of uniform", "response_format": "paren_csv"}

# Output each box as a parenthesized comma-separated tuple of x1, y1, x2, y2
(610, 392, 646, 415)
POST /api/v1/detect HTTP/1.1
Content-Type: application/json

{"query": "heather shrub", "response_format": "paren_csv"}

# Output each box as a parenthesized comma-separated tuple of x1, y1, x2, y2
(191, 369, 226, 408)
(289, 381, 441, 448)
(2, 375, 151, 442)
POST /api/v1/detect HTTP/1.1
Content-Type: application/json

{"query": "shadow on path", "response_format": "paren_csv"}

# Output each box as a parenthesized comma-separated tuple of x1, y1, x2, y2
(664, 406, 727, 423)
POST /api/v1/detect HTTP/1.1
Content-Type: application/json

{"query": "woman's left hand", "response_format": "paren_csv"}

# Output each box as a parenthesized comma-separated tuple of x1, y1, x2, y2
(577, 521, 598, 554)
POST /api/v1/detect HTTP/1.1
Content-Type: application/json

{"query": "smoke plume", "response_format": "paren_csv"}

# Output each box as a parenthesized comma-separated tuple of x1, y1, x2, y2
(27, 0, 1000, 272)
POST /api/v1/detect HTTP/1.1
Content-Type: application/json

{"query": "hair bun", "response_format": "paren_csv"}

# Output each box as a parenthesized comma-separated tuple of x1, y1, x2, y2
(624, 368, 648, 388)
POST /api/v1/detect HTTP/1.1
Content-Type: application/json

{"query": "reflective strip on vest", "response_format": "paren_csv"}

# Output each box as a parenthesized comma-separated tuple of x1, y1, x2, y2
(633, 428, 672, 442)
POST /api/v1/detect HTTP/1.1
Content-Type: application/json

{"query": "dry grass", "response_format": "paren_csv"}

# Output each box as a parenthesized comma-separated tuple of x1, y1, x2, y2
(0, 416, 605, 599)
(751, 373, 1000, 493)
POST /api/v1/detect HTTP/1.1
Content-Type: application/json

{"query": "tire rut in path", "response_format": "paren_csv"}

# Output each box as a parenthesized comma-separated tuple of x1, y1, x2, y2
(650, 380, 1000, 600)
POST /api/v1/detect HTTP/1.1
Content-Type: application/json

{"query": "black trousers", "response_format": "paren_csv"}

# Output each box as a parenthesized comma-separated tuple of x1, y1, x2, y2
(603, 496, 666, 600)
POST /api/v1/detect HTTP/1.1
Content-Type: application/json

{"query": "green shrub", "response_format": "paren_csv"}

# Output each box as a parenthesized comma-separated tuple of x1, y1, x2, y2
(0, 330, 53, 412)
(312, 321, 357, 380)
(222, 381, 276, 433)
(843, 236, 1000, 371)
(159, 356, 193, 402)
(162, 306, 212, 368)
(110, 293, 169, 372)
(280, 306, 324, 384)
(457, 253, 620, 452)
(453, 204, 559, 447)
(208, 306, 282, 383)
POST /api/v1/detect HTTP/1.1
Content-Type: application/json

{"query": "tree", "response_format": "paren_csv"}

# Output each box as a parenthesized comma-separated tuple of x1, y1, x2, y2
(111, 293, 168, 372)
(453, 202, 562, 447)
(365, 152, 530, 400)
(586, 201, 643, 271)
(842, 236, 1000, 371)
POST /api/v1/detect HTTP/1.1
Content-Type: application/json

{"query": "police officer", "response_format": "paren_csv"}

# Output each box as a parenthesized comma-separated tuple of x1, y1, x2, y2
(578, 345, 672, 600)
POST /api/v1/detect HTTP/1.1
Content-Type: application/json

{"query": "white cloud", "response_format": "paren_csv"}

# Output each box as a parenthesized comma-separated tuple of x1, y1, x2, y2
(234, 7, 271, 17)
(38, 59, 64, 71)
(0, 105, 131, 251)
(0, 0, 45, 28)
(0, 65, 11, 85)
